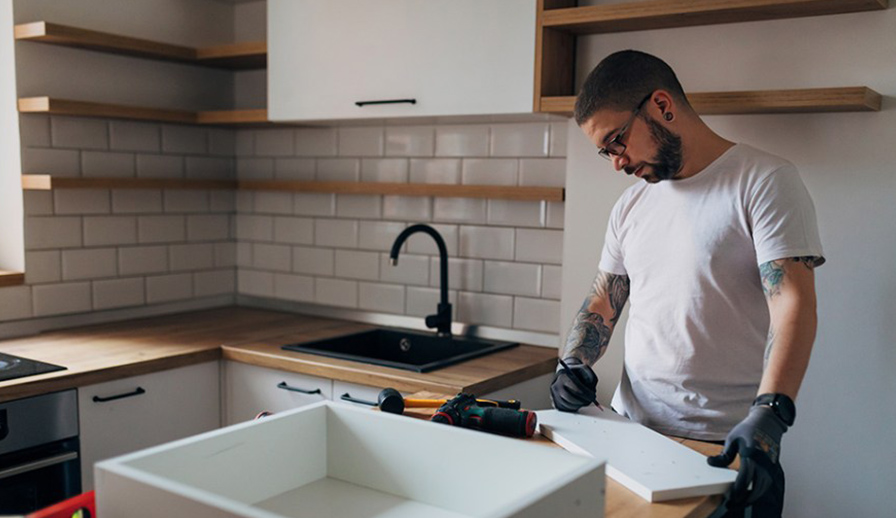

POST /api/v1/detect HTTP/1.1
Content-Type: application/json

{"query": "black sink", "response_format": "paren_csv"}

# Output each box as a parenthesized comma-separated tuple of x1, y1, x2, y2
(282, 327, 518, 373)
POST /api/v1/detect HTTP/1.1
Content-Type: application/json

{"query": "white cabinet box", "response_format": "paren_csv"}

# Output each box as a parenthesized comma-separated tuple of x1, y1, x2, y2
(268, 0, 536, 122)
(224, 361, 332, 425)
(96, 402, 605, 518)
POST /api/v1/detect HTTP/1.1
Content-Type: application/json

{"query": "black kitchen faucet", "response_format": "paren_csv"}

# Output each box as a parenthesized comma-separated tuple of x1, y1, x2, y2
(389, 224, 452, 336)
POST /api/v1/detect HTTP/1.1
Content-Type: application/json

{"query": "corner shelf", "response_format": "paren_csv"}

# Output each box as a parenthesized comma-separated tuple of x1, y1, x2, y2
(534, 0, 888, 113)
(18, 97, 269, 126)
(0, 271, 25, 288)
(21, 175, 565, 203)
(14, 21, 266, 69)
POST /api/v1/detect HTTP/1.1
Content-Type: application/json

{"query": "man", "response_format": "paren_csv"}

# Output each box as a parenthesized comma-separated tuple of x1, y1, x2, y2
(550, 50, 824, 517)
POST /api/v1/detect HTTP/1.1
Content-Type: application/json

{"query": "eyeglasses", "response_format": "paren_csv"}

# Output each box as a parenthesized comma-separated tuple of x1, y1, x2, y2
(597, 93, 653, 160)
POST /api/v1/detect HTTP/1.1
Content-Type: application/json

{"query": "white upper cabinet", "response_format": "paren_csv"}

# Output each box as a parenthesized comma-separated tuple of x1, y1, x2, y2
(268, 0, 536, 122)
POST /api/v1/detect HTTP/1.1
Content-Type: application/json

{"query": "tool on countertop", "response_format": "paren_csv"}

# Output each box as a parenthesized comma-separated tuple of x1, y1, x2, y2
(374, 387, 521, 415)
(430, 393, 537, 438)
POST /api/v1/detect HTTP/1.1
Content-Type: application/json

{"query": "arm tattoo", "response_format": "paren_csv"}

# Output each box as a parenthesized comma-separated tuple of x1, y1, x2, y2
(564, 272, 630, 364)
(760, 256, 817, 298)
(764, 323, 775, 366)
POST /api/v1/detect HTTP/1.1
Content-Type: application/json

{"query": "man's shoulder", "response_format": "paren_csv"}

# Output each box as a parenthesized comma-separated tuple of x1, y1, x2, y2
(728, 143, 796, 177)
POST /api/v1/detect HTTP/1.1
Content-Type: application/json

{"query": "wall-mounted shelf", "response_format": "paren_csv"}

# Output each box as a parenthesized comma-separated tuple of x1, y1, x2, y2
(21, 176, 565, 202)
(534, 0, 888, 113)
(0, 271, 25, 288)
(540, 86, 883, 115)
(18, 97, 269, 126)
(14, 21, 266, 69)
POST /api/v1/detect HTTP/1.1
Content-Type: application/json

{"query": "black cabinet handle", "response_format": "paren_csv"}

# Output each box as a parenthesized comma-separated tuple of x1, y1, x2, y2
(355, 98, 416, 107)
(92, 387, 146, 403)
(277, 381, 321, 395)
(340, 392, 377, 406)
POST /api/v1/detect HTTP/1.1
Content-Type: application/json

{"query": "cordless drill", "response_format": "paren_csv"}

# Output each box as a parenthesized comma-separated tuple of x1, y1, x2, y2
(430, 393, 537, 438)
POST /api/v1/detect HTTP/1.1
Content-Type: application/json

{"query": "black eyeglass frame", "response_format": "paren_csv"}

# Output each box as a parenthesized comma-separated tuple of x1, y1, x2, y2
(597, 92, 654, 161)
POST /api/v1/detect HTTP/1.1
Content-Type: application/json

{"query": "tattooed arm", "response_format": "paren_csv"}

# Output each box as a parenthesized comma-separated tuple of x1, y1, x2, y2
(758, 257, 819, 399)
(560, 270, 631, 365)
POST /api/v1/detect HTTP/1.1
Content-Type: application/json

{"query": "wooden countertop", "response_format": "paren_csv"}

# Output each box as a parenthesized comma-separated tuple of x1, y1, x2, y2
(0, 307, 557, 403)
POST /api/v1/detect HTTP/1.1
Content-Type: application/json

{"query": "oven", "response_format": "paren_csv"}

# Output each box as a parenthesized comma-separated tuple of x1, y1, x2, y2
(0, 389, 80, 514)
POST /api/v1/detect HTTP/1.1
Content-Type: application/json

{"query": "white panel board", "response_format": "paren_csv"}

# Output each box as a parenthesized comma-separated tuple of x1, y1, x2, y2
(538, 407, 736, 502)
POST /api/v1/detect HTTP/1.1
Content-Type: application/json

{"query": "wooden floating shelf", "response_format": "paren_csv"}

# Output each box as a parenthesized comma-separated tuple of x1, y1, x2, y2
(14, 21, 266, 69)
(541, 0, 888, 35)
(18, 97, 269, 126)
(540, 87, 882, 116)
(0, 271, 25, 288)
(21, 176, 565, 202)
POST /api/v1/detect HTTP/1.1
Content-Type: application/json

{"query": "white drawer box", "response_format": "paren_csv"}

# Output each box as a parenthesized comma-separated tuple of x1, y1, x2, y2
(96, 402, 605, 518)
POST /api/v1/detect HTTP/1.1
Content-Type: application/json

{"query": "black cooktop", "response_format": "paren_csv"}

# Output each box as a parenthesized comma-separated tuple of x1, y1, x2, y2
(0, 352, 66, 382)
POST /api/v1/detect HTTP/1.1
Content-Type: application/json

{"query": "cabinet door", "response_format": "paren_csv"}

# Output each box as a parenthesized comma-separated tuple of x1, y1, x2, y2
(332, 380, 411, 409)
(78, 361, 220, 490)
(223, 361, 332, 426)
(268, 0, 536, 121)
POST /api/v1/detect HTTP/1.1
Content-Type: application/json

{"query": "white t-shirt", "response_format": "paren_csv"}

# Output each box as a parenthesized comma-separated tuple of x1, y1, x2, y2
(599, 143, 824, 441)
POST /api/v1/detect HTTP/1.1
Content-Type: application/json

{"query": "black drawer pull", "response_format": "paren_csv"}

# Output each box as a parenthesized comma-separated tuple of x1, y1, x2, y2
(92, 387, 146, 403)
(277, 381, 321, 395)
(340, 392, 377, 406)
(355, 98, 416, 107)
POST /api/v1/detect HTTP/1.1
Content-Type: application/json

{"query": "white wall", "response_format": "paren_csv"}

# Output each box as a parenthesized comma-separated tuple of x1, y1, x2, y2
(0, 0, 24, 272)
(561, 7, 896, 517)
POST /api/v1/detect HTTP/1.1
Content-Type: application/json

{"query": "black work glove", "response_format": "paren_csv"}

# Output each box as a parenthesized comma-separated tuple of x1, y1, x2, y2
(550, 357, 598, 412)
(707, 405, 788, 507)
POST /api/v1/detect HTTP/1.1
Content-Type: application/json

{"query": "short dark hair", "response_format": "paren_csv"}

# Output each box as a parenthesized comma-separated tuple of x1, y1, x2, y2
(574, 50, 690, 125)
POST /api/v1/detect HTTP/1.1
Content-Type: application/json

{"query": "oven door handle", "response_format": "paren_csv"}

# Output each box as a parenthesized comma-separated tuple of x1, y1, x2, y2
(0, 451, 79, 480)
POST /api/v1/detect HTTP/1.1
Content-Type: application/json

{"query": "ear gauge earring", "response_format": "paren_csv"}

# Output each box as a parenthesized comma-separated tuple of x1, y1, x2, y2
(664, 112, 674, 121)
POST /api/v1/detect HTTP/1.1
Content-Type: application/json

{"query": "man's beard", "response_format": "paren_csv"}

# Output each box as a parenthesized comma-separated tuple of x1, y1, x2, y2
(639, 116, 683, 182)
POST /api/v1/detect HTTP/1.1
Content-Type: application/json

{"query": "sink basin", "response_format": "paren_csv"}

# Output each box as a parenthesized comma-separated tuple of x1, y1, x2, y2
(281, 327, 518, 373)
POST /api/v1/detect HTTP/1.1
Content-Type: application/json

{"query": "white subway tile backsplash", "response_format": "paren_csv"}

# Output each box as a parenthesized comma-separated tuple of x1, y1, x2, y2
(235, 130, 254, 157)
(409, 159, 461, 184)
(19, 115, 50, 147)
(164, 190, 209, 213)
(379, 253, 429, 286)
(314, 219, 358, 248)
(136, 154, 184, 179)
(187, 157, 233, 179)
(82, 151, 135, 178)
(338, 127, 384, 157)
(273, 216, 314, 245)
(236, 215, 274, 242)
(294, 193, 335, 216)
(255, 129, 295, 157)
(275, 158, 316, 181)
(195, 269, 235, 297)
(292, 246, 334, 276)
(542, 265, 563, 300)
(457, 292, 513, 328)
(430, 257, 482, 291)
(21, 148, 80, 177)
(24, 251, 61, 284)
(237, 158, 273, 180)
(146, 273, 193, 304)
(62, 248, 117, 281)
(549, 121, 569, 157)
(317, 158, 360, 182)
(546, 201, 564, 229)
(358, 221, 405, 251)
(97, 276, 144, 308)
(461, 158, 518, 186)
(33, 282, 91, 317)
(24, 217, 82, 250)
(0, 286, 33, 320)
(458, 226, 514, 260)
(487, 200, 543, 227)
(239, 269, 274, 297)
(273, 273, 315, 302)
(295, 128, 337, 157)
(54, 190, 110, 215)
(382, 196, 430, 222)
(170, 243, 215, 271)
(433, 198, 487, 224)
(435, 125, 489, 157)
(483, 261, 541, 297)
(210, 191, 236, 212)
(162, 125, 208, 154)
(359, 282, 405, 314)
(406, 224, 458, 256)
(51, 117, 108, 150)
(519, 158, 566, 187)
(255, 192, 294, 215)
(335, 250, 380, 281)
(336, 194, 381, 219)
(112, 190, 163, 214)
(236, 191, 254, 212)
(208, 128, 236, 157)
(490, 123, 549, 158)
(138, 215, 186, 243)
(361, 158, 409, 182)
(315, 277, 358, 308)
(513, 297, 560, 333)
(110, 121, 160, 152)
(119, 246, 168, 276)
(515, 229, 563, 264)
(386, 126, 434, 157)
(214, 242, 236, 267)
(251, 243, 291, 272)
(405, 287, 457, 318)
(23, 191, 53, 216)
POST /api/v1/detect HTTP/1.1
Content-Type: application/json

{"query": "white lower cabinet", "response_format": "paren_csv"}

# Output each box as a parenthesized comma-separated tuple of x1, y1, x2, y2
(223, 361, 332, 426)
(332, 380, 411, 409)
(78, 361, 221, 490)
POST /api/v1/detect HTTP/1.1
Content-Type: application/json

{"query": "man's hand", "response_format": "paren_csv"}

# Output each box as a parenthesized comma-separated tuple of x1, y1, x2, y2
(550, 357, 598, 412)
(707, 405, 789, 506)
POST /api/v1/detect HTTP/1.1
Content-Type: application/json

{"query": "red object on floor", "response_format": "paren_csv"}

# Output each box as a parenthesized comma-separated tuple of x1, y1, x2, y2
(26, 491, 96, 518)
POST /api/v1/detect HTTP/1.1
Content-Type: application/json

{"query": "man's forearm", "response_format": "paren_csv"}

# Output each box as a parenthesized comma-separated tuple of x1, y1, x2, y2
(561, 271, 630, 364)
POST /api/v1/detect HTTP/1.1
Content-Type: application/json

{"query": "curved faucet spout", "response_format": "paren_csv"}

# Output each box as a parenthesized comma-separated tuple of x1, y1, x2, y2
(390, 224, 451, 335)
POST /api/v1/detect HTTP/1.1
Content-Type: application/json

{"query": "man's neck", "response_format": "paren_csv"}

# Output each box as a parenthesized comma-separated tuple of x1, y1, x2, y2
(676, 123, 735, 180)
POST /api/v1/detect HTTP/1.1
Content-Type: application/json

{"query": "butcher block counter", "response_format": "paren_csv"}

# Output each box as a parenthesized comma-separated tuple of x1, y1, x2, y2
(0, 307, 557, 403)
